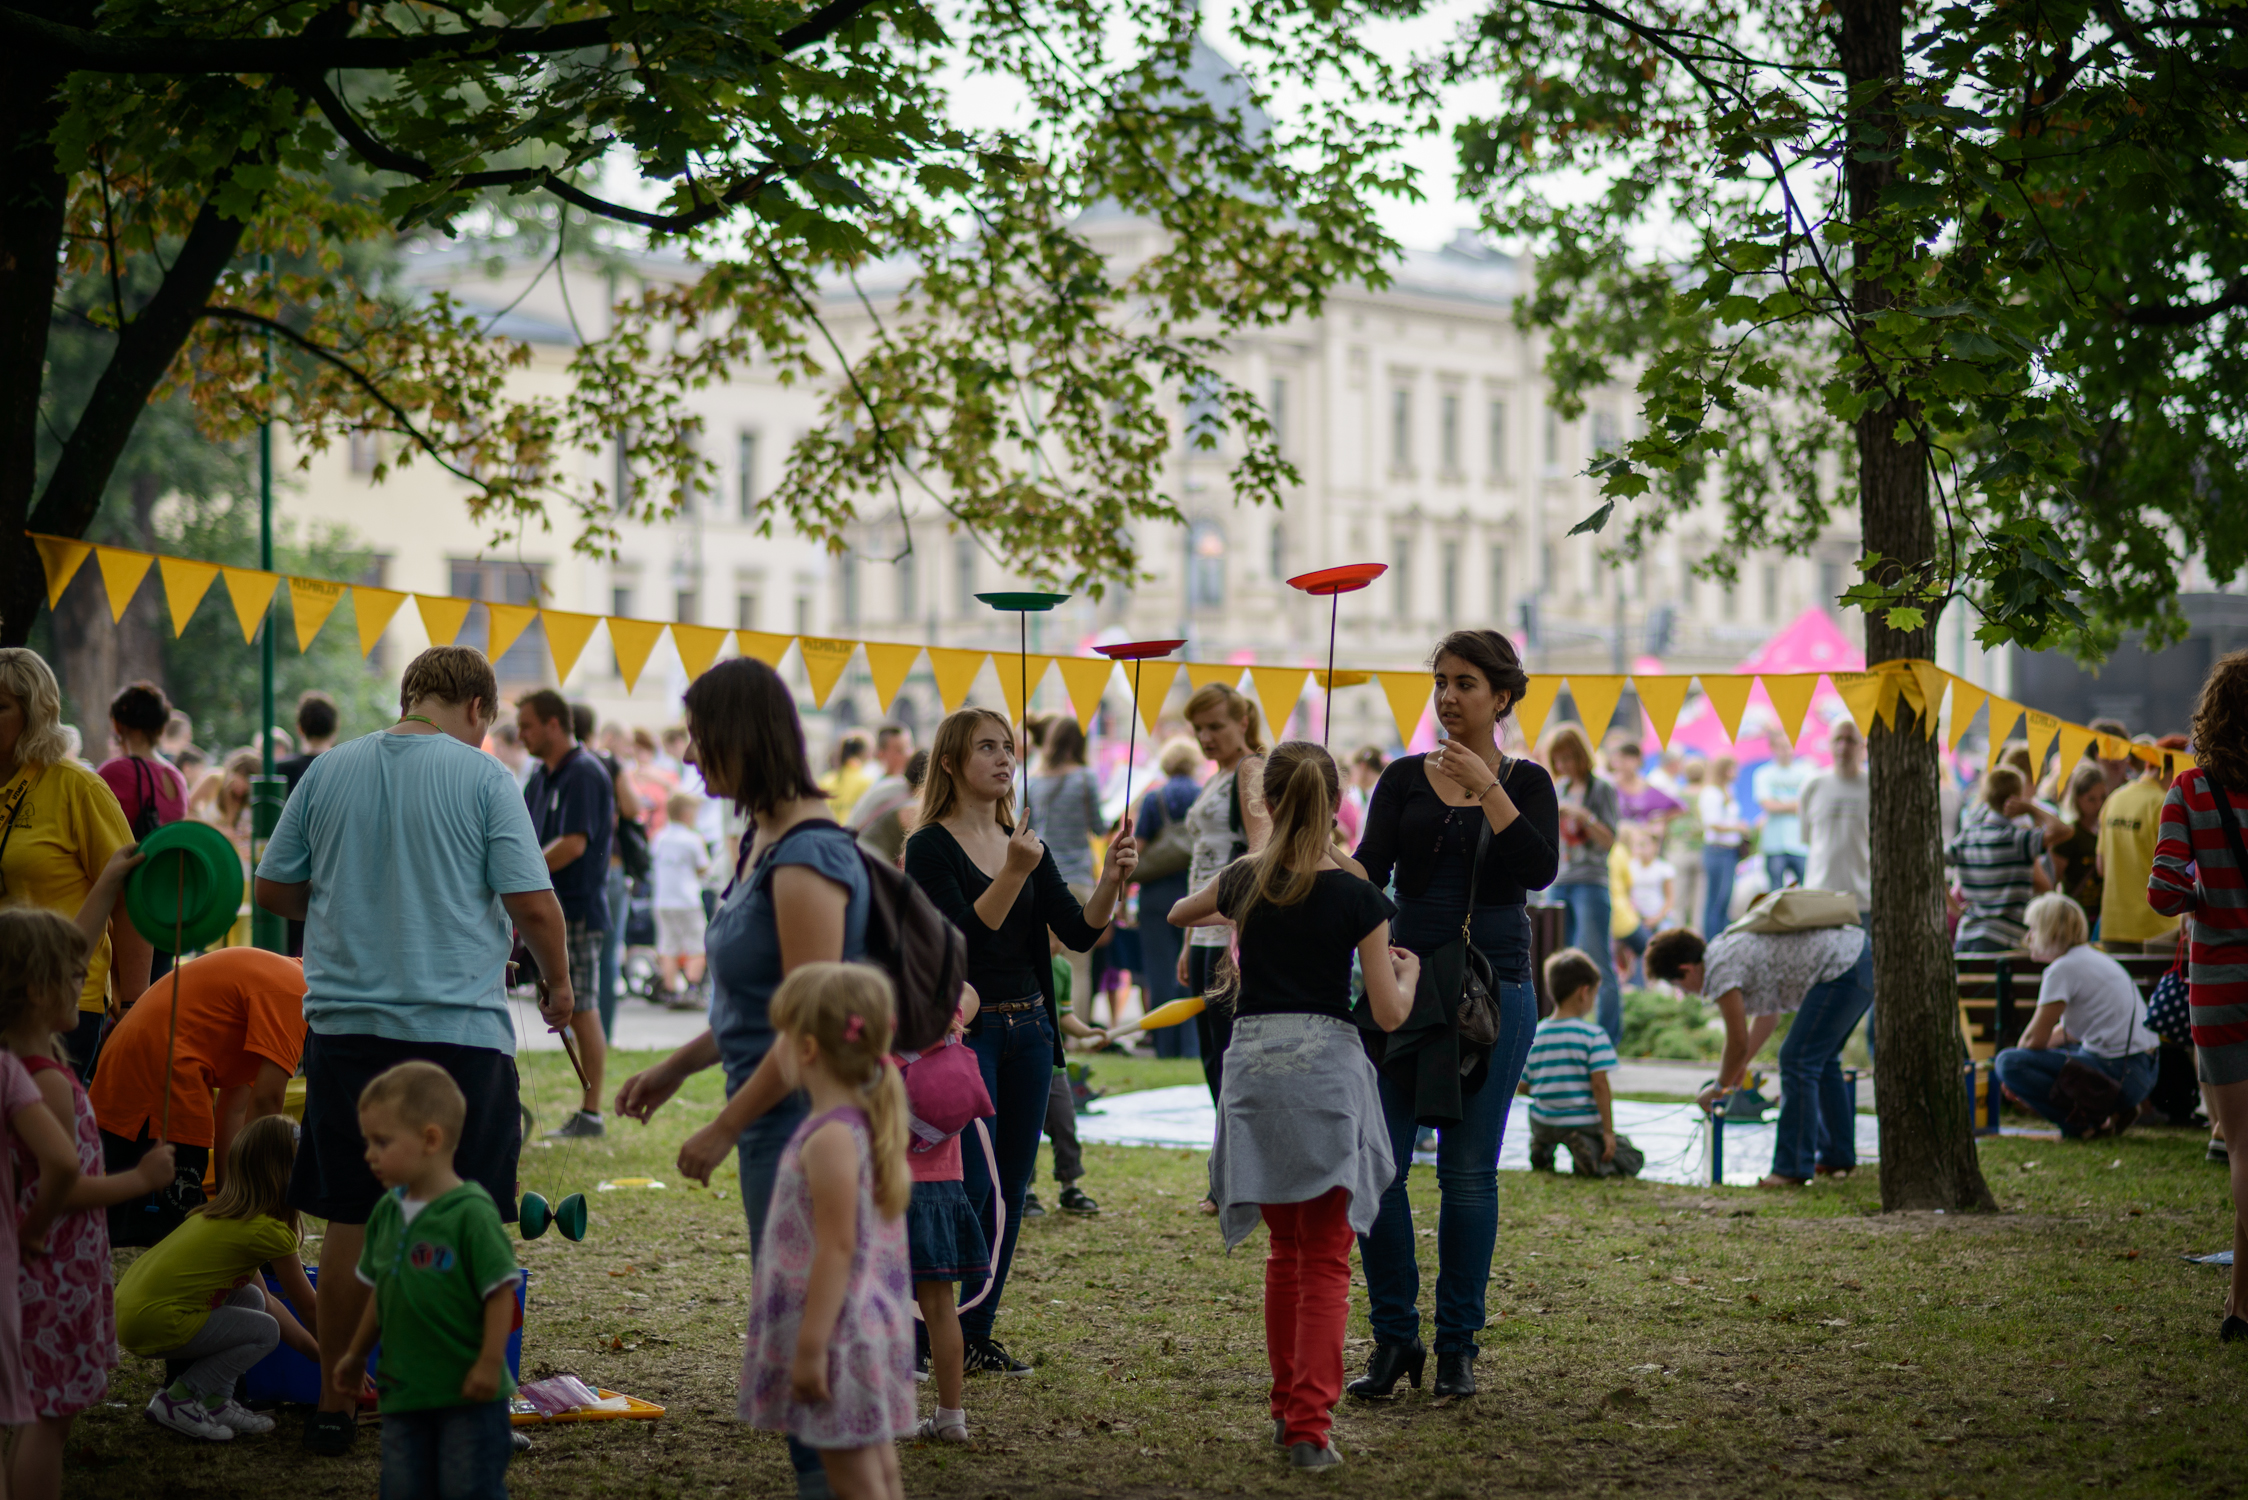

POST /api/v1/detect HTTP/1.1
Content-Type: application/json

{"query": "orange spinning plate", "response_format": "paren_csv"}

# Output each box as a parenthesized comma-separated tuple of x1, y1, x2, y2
(1288, 563, 1386, 597)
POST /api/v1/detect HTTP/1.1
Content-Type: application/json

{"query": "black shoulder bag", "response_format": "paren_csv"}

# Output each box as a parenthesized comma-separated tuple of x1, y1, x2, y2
(1450, 752, 1527, 1054)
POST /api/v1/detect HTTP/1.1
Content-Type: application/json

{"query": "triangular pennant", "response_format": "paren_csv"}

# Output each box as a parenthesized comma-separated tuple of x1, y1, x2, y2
(158, 556, 220, 637)
(1186, 662, 1242, 692)
(1378, 672, 1431, 746)
(1946, 678, 1988, 753)
(1631, 675, 1694, 750)
(350, 586, 407, 658)
(1564, 675, 1627, 744)
(609, 617, 669, 694)
(2024, 710, 2061, 776)
(1985, 697, 2026, 746)
(1698, 674, 1755, 743)
(1511, 674, 1558, 748)
(1248, 667, 1310, 735)
(1908, 661, 1950, 738)
(736, 631, 796, 668)
(1758, 673, 1821, 747)
(1127, 659, 1184, 736)
(797, 636, 860, 708)
(994, 654, 1055, 725)
(541, 610, 603, 682)
(2055, 722, 2096, 779)
(31, 535, 92, 610)
(1313, 669, 1371, 689)
(485, 603, 539, 664)
(671, 624, 730, 682)
(925, 648, 988, 712)
(1830, 672, 1884, 735)
(220, 567, 281, 644)
(1874, 671, 1904, 730)
(2132, 742, 2164, 767)
(95, 547, 155, 623)
(415, 593, 472, 648)
(1052, 656, 1116, 733)
(287, 576, 347, 652)
(2096, 733, 2132, 762)
(862, 643, 923, 713)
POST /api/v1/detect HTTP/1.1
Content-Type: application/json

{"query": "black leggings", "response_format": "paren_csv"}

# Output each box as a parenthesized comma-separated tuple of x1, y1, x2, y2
(1190, 945, 1233, 1105)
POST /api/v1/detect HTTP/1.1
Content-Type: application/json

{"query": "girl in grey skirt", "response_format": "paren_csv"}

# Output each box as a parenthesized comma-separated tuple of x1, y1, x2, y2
(1168, 742, 1419, 1470)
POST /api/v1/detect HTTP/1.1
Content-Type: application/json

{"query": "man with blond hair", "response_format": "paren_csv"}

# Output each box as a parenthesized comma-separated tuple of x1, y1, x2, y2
(256, 645, 570, 1458)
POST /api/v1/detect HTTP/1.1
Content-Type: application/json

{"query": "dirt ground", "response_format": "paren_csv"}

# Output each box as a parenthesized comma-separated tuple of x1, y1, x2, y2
(64, 1050, 2247, 1499)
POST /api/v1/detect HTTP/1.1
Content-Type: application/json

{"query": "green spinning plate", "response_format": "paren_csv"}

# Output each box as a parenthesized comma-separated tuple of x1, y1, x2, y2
(124, 821, 245, 954)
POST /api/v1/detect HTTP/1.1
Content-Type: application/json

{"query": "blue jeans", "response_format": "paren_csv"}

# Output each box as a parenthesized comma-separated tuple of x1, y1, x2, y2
(379, 1399, 512, 1500)
(1994, 1045, 2158, 1136)
(960, 1005, 1057, 1342)
(597, 865, 627, 1042)
(1764, 852, 1806, 894)
(1358, 980, 1536, 1356)
(736, 1087, 818, 1484)
(1552, 884, 1623, 1046)
(1136, 876, 1198, 1060)
(1771, 935, 1873, 1180)
(1700, 846, 1738, 935)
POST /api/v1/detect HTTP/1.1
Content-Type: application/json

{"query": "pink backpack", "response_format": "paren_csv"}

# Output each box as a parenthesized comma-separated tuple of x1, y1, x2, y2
(893, 1034, 993, 1152)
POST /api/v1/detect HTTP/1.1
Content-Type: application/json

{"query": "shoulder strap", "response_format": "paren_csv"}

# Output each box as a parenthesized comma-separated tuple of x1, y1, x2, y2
(2200, 766, 2248, 896)
(1461, 751, 1506, 938)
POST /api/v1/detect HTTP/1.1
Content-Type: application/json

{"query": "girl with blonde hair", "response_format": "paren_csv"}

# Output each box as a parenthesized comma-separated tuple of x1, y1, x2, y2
(1177, 683, 1272, 1116)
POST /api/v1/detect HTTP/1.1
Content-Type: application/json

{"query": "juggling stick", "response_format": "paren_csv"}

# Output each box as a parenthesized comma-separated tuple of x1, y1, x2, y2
(517, 974, 591, 1242)
(1287, 564, 1386, 747)
(158, 850, 186, 1144)
(1103, 994, 1206, 1039)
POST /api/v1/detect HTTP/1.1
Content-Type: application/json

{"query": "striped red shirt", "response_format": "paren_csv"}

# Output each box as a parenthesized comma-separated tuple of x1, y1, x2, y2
(2147, 767, 2248, 1052)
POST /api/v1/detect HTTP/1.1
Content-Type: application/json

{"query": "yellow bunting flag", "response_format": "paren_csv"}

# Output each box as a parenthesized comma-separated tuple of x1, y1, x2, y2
(1186, 662, 1242, 692)
(1830, 672, 1884, 735)
(159, 556, 220, 637)
(1874, 670, 1904, 730)
(735, 631, 795, 668)
(1631, 675, 1694, 750)
(220, 568, 281, 644)
(671, 624, 729, 682)
(862, 642, 922, 713)
(350, 586, 407, 658)
(415, 593, 472, 648)
(1248, 667, 1310, 732)
(994, 654, 1054, 725)
(2054, 722, 2096, 776)
(797, 636, 860, 708)
(1908, 661, 1950, 738)
(1985, 697, 2026, 745)
(95, 547, 154, 622)
(1563, 675, 1627, 744)
(541, 610, 603, 682)
(288, 577, 347, 651)
(1513, 674, 1558, 748)
(1127, 659, 1183, 736)
(1758, 674, 1821, 747)
(609, 617, 669, 694)
(1378, 672, 1431, 745)
(1313, 669, 1371, 689)
(925, 648, 988, 712)
(2097, 733, 2132, 762)
(1052, 656, 1116, 733)
(2024, 710, 2061, 772)
(1946, 677, 1988, 752)
(1697, 674, 1755, 743)
(32, 535, 92, 608)
(484, 603, 539, 664)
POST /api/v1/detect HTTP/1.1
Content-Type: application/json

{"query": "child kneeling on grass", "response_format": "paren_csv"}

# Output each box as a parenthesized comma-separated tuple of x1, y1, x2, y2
(1524, 949, 1644, 1179)
(333, 1061, 521, 1500)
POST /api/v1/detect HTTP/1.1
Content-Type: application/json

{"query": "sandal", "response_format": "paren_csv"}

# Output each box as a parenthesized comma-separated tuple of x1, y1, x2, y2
(1196, 1197, 1219, 1215)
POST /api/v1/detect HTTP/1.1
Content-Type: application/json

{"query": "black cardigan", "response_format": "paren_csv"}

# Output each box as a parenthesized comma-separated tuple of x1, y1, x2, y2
(903, 821, 1103, 1067)
(1355, 753, 1561, 903)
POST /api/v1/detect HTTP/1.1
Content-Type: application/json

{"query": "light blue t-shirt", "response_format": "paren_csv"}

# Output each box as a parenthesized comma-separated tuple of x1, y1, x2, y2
(1751, 760, 1813, 857)
(258, 730, 552, 1052)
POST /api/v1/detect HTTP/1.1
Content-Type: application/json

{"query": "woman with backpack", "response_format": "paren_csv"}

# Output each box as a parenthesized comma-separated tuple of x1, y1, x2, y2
(904, 707, 1138, 1377)
(1133, 738, 1206, 1060)
(1175, 684, 1273, 1109)
(96, 682, 189, 982)
(615, 657, 870, 1500)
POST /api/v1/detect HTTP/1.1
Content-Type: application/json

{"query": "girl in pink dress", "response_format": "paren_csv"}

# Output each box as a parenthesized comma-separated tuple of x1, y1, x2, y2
(738, 964, 914, 1500)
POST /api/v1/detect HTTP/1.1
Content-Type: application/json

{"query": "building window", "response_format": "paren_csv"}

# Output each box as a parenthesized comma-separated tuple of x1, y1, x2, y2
(794, 594, 812, 635)
(1588, 543, 1602, 599)
(1680, 558, 1696, 609)
(348, 431, 380, 474)
(1723, 581, 1738, 622)
(1269, 377, 1288, 457)
(1269, 520, 1286, 581)
(1440, 393, 1460, 473)
(1487, 400, 1507, 477)
(839, 553, 860, 630)
(1440, 540, 1460, 625)
(1591, 409, 1619, 456)
(1762, 564, 1780, 622)
(1540, 542, 1556, 590)
(1189, 520, 1227, 609)
(1183, 376, 1223, 455)
(448, 560, 547, 682)
(1389, 388, 1411, 471)
(954, 537, 977, 615)
(1819, 559, 1843, 615)
(896, 546, 918, 622)
(613, 429, 631, 513)
(1391, 537, 1411, 622)
(1487, 545, 1507, 626)
(675, 589, 698, 625)
(736, 592, 760, 631)
(737, 430, 759, 519)
(1543, 410, 1559, 470)
(611, 585, 634, 619)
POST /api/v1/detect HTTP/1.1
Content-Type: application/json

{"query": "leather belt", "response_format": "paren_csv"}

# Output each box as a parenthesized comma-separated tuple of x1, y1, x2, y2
(981, 996, 1045, 1013)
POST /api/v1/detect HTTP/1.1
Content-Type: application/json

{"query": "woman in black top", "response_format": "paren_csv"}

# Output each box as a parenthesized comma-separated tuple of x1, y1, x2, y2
(1349, 629, 1560, 1401)
(904, 707, 1138, 1375)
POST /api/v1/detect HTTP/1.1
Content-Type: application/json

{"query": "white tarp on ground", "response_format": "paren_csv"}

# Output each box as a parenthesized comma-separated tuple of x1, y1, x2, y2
(1073, 1084, 1882, 1189)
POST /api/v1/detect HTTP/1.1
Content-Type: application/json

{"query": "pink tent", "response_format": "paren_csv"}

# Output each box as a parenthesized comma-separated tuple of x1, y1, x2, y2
(1645, 607, 1863, 764)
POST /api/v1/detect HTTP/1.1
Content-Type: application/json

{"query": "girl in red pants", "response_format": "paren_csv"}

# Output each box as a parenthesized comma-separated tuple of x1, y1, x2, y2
(1169, 741, 1419, 1469)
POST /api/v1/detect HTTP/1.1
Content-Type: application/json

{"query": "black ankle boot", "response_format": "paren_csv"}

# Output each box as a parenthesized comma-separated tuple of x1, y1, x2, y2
(1344, 1339, 1425, 1399)
(1433, 1349, 1477, 1398)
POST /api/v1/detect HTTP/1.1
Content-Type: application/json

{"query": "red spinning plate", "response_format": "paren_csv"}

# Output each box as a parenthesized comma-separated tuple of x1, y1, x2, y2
(1288, 563, 1386, 597)
(1095, 639, 1187, 660)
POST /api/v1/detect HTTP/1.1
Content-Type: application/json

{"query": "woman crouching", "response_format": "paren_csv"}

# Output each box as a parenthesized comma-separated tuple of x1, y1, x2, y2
(1168, 742, 1418, 1469)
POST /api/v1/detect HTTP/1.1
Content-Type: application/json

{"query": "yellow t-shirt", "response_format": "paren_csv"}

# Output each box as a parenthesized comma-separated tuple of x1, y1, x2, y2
(2097, 776, 2177, 946)
(1609, 840, 1640, 940)
(822, 760, 874, 822)
(114, 1211, 300, 1355)
(0, 760, 134, 1013)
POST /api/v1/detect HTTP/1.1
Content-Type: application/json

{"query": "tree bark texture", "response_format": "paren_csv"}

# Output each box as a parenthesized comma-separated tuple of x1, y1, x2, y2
(1841, 0, 1997, 1212)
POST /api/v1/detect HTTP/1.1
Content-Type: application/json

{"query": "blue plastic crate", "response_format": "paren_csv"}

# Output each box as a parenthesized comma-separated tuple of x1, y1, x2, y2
(241, 1265, 528, 1407)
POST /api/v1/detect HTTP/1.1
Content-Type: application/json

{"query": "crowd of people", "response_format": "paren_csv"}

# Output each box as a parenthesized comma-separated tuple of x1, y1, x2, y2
(1, 626, 2245, 1500)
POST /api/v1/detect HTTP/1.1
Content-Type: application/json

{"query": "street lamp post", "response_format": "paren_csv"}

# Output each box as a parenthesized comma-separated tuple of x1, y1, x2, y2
(249, 251, 287, 953)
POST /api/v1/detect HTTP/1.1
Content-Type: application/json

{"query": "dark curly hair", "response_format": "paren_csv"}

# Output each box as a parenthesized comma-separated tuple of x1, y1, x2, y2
(2190, 649, 2248, 791)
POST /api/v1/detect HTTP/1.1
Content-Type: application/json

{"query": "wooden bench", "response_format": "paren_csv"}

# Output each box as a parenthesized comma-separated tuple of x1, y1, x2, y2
(1955, 950, 2175, 1131)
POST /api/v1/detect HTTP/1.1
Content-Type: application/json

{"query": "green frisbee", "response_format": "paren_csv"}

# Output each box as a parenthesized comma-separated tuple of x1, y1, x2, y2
(124, 821, 244, 954)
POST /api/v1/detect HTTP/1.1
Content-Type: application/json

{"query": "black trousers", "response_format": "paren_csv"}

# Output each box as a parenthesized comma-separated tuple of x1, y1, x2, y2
(1190, 945, 1233, 1106)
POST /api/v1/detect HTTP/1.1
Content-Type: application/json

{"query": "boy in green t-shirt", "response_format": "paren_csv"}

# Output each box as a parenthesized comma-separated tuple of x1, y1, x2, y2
(333, 1061, 521, 1497)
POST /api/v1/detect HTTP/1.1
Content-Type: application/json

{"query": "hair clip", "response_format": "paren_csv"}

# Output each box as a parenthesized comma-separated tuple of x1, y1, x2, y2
(843, 1014, 866, 1043)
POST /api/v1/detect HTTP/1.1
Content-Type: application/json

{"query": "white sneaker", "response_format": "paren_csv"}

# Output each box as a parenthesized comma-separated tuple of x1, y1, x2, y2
(910, 1414, 970, 1444)
(212, 1400, 276, 1435)
(145, 1389, 234, 1441)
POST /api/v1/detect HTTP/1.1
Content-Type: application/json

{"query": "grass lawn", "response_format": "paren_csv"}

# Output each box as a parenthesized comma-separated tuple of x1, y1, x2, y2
(73, 1050, 2245, 1499)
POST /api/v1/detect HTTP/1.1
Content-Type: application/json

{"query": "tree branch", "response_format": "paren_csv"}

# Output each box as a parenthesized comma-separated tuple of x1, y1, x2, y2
(2121, 275, 2248, 326)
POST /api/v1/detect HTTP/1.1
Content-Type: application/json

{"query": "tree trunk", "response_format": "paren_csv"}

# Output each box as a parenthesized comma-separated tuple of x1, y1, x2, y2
(53, 472, 167, 749)
(1841, 0, 1996, 1212)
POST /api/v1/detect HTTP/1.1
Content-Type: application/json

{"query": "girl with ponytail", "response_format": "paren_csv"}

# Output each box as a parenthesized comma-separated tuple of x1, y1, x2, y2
(739, 963, 914, 1499)
(1167, 741, 1418, 1470)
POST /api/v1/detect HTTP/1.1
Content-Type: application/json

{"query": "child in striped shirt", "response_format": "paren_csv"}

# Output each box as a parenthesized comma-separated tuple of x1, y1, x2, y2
(1523, 949, 1643, 1178)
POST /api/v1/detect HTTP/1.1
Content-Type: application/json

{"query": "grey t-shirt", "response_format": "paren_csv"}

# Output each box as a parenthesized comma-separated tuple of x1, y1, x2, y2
(1553, 775, 1622, 887)
(1702, 925, 1868, 1017)
(1801, 769, 1871, 910)
(1028, 767, 1101, 886)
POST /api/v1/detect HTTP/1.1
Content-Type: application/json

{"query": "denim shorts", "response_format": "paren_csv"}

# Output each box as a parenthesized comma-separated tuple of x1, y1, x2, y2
(905, 1177, 989, 1282)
